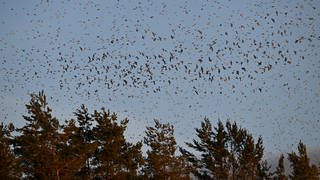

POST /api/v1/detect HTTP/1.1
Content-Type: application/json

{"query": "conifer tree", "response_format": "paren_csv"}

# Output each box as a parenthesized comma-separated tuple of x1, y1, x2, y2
(212, 121, 230, 179)
(288, 141, 319, 180)
(144, 119, 191, 179)
(57, 118, 95, 178)
(92, 108, 143, 179)
(0, 122, 20, 179)
(257, 160, 272, 180)
(273, 154, 287, 180)
(181, 118, 266, 180)
(6, 91, 320, 179)
(226, 120, 265, 180)
(73, 104, 98, 179)
(13, 91, 62, 179)
(180, 119, 229, 179)
(225, 120, 247, 179)
(238, 135, 264, 179)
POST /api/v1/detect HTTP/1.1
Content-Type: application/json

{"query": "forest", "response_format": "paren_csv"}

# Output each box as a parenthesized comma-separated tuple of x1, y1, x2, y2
(0, 91, 319, 180)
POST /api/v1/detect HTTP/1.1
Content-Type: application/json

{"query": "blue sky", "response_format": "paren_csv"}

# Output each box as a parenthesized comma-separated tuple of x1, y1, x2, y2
(1, 0, 319, 155)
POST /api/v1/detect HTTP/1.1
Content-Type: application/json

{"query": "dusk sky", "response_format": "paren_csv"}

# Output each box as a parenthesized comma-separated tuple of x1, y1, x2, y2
(1, 0, 319, 155)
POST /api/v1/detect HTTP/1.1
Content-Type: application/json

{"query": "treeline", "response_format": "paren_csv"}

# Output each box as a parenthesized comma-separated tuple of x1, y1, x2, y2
(0, 91, 319, 179)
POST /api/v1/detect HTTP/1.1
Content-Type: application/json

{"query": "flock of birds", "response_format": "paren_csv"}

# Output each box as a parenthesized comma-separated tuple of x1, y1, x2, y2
(0, 0, 319, 152)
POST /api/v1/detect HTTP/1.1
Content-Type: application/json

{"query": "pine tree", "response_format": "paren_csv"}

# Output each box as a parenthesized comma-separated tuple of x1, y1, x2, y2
(180, 119, 231, 179)
(225, 120, 247, 179)
(273, 154, 287, 180)
(180, 118, 217, 179)
(144, 119, 191, 179)
(73, 104, 98, 179)
(226, 121, 265, 180)
(92, 108, 143, 179)
(257, 160, 272, 180)
(13, 91, 62, 179)
(288, 141, 319, 180)
(181, 118, 266, 180)
(0, 122, 20, 179)
(212, 121, 230, 179)
(238, 135, 264, 179)
(57, 118, 95, 178)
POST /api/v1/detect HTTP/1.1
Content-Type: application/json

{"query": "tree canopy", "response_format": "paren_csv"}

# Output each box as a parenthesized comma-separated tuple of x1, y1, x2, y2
(0, 91, 319, 179)
(180, 118, 267, 179)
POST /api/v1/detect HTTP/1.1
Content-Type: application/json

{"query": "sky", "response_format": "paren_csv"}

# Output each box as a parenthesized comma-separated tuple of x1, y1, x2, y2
(0, 0, 319, 155)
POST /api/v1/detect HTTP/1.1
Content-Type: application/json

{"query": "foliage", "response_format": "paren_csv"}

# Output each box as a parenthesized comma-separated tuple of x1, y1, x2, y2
(1, 91, 319, 179)
(143, 119, 192, 179)
(11, 91, 143, 179)
(92, 108, 144, 179)
(72, 105, 98, 179)
(273, 154, 287, 180)
(288, 141, 319, 180)
(0, 122, 20, 179)
(13, 91, 62, 179)
(180, 118, 267, 180)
